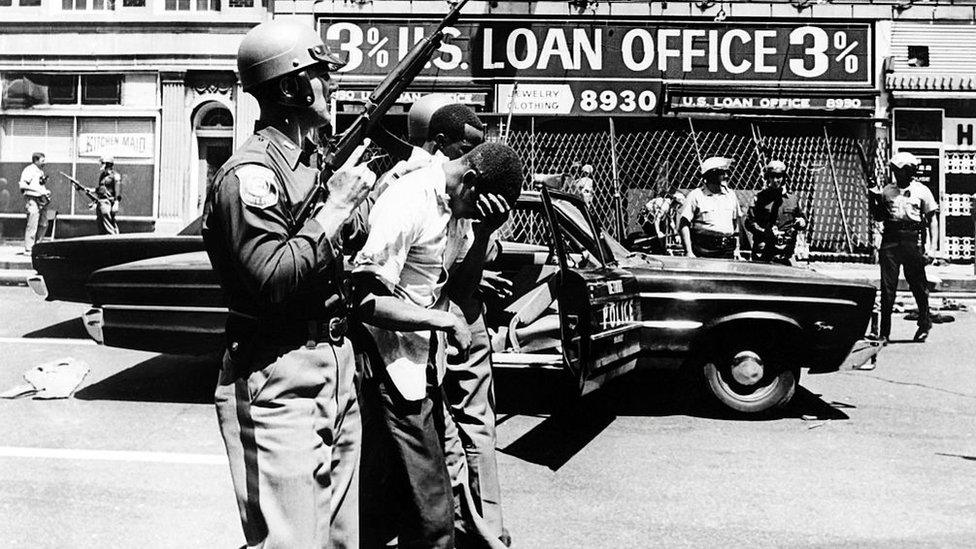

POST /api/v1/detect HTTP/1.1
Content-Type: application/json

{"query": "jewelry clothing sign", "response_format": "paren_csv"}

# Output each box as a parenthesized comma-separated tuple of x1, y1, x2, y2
(319, 18, 872, 86)
(496, 81, 661, 116)
(78, 133, 154, 159)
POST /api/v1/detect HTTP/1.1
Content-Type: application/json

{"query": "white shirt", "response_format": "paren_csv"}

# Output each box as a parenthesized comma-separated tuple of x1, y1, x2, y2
(882, 181, 937, 224)
(353, 158, 473, 400)
(19, 164, 47, 197)
(680, 186, 741, 235)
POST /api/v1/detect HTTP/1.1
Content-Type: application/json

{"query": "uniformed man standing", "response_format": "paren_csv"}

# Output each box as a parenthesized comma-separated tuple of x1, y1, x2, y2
(679, 156, 742, 259)
(869, 152, 937, 343)
(745, 160, 808, 265)
(201, 21, 376, 548)
(95, 155, 122, 235)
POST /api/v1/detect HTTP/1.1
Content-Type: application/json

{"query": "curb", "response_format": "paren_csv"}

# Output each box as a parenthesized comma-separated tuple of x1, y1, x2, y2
(0, 270, 32, 286)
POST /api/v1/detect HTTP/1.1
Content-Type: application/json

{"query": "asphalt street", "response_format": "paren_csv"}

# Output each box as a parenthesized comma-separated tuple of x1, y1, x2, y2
(1, 284, 975, 548)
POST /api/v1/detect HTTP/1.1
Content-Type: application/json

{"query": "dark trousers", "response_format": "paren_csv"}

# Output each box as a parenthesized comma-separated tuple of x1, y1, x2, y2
(879, 232, 931, 338)
(361, 366, 454, 549)
(95, 198, 119, 235)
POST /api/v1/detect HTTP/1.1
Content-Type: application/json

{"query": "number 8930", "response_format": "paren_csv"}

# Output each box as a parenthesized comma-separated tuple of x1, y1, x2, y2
(579, 89, 658, 113)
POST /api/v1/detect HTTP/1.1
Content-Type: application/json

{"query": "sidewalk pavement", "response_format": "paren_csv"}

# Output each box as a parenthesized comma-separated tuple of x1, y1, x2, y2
(0, 242, 35, 286)
(1, 240, 975, 293)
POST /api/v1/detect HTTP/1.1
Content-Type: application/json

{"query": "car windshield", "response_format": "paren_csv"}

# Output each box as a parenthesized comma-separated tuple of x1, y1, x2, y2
(549, 193, 616, 266)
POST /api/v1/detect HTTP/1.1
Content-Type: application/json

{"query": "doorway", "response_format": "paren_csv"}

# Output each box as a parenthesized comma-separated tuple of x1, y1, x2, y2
(197, 137, 232, 210)
(192, 102, 234, 215)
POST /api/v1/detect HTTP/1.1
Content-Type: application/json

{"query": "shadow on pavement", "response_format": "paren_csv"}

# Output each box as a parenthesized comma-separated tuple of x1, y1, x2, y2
(497, 369, 851, 469)
(75, 353, 219, 404)
(22, 318, 90, 340)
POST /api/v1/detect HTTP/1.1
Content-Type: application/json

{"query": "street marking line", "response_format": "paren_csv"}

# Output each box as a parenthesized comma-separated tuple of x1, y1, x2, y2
(0, 446, 226, 465)
(0, 337, 97, 346)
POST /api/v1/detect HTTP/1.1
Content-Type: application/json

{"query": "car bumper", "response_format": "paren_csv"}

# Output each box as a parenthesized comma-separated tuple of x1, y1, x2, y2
(838, 338, 883, 370)
(83, 307, 104, 344)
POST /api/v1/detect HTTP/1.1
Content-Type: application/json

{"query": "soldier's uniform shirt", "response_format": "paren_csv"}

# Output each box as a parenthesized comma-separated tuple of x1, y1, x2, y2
(680, 185, 741, 235)
(96, 169, 121, 200)
(746, 187, 805, 233)
(202, 125, 347, 320)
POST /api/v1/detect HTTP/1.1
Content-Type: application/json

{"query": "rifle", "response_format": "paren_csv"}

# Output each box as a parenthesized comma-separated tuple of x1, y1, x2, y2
(856, 142, 888, 222)
(60, 171, 98, 203)
(294, 0, 470, 224)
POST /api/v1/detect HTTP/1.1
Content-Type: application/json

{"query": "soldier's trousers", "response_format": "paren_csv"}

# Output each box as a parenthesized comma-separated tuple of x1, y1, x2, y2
(442, 304, 508, 549)
(24, 198, 48, 252)
(95, 198, 119, 235)
(879, 231, 931, 338)
(215, 338, 360, 549)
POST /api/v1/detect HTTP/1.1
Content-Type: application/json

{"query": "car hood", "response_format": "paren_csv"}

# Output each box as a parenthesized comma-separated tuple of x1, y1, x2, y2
(614, 253, 873, 288)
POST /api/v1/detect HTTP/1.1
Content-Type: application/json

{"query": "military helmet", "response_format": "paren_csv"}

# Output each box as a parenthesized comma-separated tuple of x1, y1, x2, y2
(237, 20, 345, 92)
(407, 94, 454, 145)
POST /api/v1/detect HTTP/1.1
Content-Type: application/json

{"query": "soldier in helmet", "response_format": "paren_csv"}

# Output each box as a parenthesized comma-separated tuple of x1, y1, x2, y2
(95, 155, 122, 235)
(744, 160, 808, 265)
(201, 20, 376, 548)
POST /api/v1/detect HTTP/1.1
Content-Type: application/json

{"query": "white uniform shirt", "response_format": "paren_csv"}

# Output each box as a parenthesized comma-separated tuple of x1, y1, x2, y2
(680, 186, 741, 235)
(882, 181, 938, 224)
(353, 158, 473, 400)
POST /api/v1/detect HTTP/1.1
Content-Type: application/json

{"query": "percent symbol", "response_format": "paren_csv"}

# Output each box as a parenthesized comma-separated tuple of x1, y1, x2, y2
(365, 27, 390, 68)
(832, 31, 859, 74)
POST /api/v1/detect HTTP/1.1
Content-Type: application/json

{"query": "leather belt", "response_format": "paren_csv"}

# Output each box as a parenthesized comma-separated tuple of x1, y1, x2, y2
(227, 311, 348, 348)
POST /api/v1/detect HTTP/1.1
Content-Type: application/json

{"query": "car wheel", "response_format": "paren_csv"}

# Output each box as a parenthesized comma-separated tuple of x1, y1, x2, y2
(701, 349, 799, 415)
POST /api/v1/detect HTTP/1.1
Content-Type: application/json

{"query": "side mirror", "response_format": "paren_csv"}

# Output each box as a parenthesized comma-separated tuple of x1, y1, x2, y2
(532, 173, 567, 190)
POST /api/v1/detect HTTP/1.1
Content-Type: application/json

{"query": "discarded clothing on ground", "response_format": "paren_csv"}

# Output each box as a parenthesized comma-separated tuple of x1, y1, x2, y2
(0, 357, 90, 399)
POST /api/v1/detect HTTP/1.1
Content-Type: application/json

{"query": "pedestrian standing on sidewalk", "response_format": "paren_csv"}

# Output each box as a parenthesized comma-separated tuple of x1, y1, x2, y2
(18, 152, 51, 255)
(868, 151, 938, 343)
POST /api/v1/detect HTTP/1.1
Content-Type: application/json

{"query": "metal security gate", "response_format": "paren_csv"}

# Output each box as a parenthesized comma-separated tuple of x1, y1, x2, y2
(492, 116, 882, 262)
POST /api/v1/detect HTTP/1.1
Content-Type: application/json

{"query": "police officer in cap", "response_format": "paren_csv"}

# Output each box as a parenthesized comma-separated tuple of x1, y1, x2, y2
(745, 160, 808, 265)
(679, 156, 743, 259)
(869, 152, 937, 343)
(202, 20, 376, 548)
(95, 155, 122, 235)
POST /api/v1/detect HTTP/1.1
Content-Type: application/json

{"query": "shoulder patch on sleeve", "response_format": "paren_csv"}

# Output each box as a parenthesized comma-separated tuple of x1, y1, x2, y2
(235, 164, 279, 209)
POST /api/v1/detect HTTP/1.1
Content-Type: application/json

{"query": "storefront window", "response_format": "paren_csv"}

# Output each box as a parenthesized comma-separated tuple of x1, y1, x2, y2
(0, 116, 155, 218)
(2, 74, 124, 107)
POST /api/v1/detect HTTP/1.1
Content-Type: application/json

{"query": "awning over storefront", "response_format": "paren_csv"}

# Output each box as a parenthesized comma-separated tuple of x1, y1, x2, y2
(886, 73, 976, 92)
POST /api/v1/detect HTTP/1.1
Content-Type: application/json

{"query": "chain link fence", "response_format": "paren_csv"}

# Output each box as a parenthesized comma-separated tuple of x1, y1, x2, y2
(489, 117, 882, 261)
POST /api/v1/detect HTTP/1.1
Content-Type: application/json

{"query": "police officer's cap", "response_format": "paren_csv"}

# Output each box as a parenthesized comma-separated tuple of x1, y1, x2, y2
(700, 156, 732, 175)
(765, 160, 787, 174)
(407, 94, 454, 144)
(889, 152, 920, 169)
(581, 164, 594, 175)
(238, 20, 345, 92)
(99, 155, 114, 164)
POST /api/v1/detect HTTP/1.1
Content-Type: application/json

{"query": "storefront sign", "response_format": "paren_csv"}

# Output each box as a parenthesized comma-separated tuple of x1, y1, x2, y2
(78, 133, 154, 159)
(496, 81, 661, 116)
(320, 18, 872, 87)
(671, 94, 875, 112)
(333, 89, 486, 106)
(943, 117, 976, 151)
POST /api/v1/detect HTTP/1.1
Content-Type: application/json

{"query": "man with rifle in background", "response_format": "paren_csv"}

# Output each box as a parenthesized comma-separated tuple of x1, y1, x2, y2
(94, 155, 122, 235)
